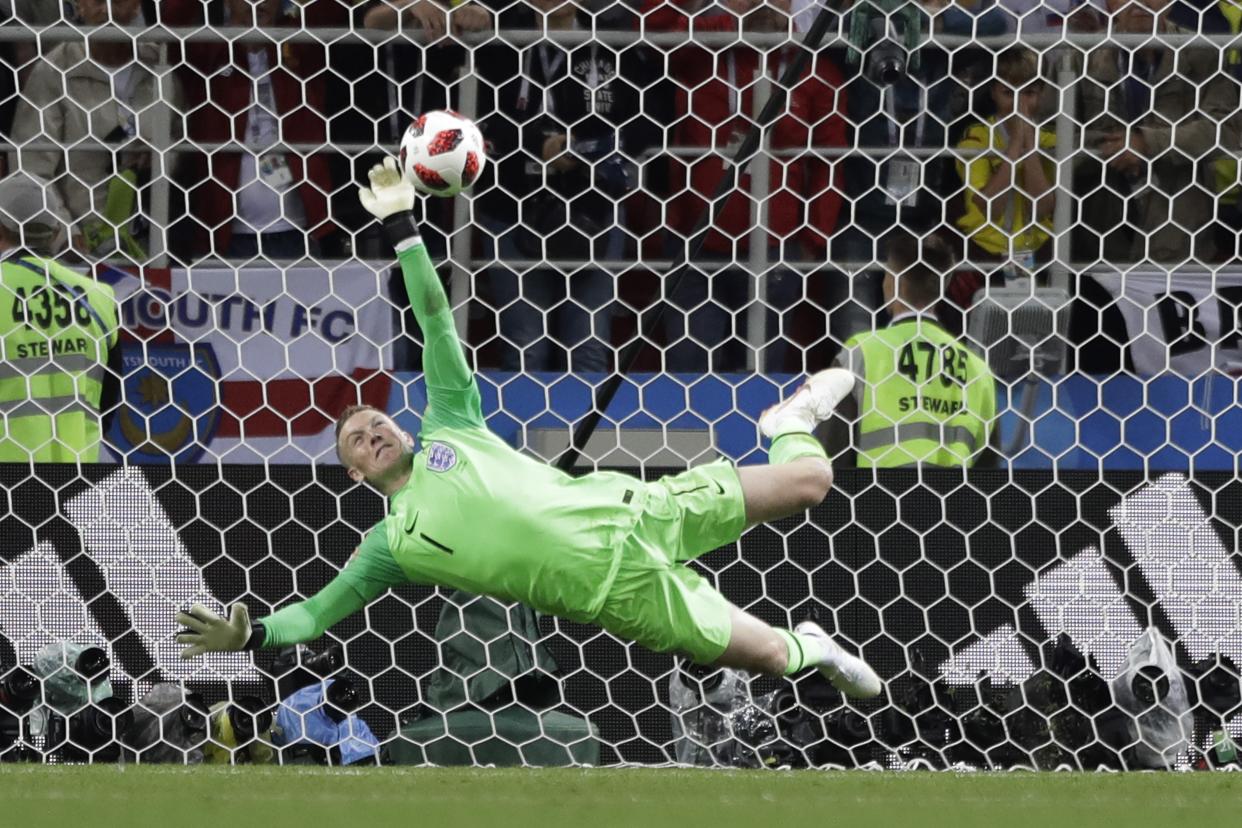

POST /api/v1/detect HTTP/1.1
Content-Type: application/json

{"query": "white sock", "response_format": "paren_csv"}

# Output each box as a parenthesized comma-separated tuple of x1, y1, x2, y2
(777, 628, 834, 676)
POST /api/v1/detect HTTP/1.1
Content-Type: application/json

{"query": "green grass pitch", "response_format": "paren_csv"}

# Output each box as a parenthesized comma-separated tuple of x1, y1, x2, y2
(1, 765, 1239, 827)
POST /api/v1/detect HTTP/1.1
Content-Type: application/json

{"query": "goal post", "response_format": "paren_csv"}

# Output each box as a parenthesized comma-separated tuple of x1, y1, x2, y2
(0, 3, 1240, 769)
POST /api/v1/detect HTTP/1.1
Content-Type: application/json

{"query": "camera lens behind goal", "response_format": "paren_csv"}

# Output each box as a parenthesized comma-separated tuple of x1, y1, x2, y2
(866, 45, 906, 86)
(178, 691, 209, 735)
(303, 644, 344, 677)
(1131, 664, 1171, 708)
(74, 647, 110, 683)
(225, 695, 273, 741)
(0, 667, 40, 713)
(323, 678, 361, 723)
(68, 697, 134, 755)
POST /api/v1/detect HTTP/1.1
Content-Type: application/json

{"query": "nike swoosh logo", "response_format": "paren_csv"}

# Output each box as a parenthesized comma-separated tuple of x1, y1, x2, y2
(420, 533, 454, 555)
(403, 512, 453, 554)
(714, 480, 726, 496)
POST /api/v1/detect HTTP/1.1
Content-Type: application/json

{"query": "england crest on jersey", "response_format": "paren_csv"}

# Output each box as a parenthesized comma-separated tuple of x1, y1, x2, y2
(426, 442, 457, 472)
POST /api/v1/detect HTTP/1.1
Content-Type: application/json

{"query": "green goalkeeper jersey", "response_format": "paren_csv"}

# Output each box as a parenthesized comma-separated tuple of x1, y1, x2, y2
(258, 240, 643, 647)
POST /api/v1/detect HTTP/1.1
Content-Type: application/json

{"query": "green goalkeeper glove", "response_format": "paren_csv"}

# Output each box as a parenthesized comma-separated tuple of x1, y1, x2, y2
(358, 156, 420, 251)
(176, 603, 259, 659)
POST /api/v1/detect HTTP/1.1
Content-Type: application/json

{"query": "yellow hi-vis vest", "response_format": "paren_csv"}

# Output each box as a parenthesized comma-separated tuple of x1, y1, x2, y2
(841, 315, 997, 467)
(0, 254, 119, 462)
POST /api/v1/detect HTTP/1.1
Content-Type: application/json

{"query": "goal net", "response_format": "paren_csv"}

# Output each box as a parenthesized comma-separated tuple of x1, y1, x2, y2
(1, 0, 1241, 769)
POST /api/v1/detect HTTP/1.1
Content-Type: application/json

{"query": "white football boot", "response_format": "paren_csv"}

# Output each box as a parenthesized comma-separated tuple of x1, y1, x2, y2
(759, 368, 856, 439)
(794, 620, 883, 699)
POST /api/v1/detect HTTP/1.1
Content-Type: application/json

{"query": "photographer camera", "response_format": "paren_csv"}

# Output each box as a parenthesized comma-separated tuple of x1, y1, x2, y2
(262, 642, 376, 765)
(26, 642, 132, 763)
(122, 684, 209, 764)
(269, 642, 345, 700)
(204, 695, 276, 765)
(1186, 654, 1241, 768)
(272, 676, 377, 766)
(1, 666, 40, 759)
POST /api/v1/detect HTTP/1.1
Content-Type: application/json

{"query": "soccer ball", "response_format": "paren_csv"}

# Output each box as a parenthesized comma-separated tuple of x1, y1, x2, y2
(398, 110, 487, 197)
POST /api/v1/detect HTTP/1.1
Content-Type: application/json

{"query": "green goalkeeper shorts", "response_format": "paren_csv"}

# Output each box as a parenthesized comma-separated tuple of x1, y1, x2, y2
(594, 460, 747, 664)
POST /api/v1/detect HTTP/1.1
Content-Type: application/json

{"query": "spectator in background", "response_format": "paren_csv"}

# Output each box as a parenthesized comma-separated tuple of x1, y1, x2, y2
(837, 0, 1007, 341)
(362, 0, 491, 37)
(1, 1, 61, 143)
(0, 172, 122, 462)
(347, 0, 494, 256)
(357, 0, 493, 146)
(8, 0, 183, 260)
(951, 47, 1055, 330)
(0, 5, 24, 154)
(3, 0, 72, 25)
(485, 0, 652, 372)
(991, 0, 1107, 32)
(642, 0, 848, 373)
(1213, 0, 1242, 259)
(1073, 0, 1239, 264)
(164, 0, 348, 261)
(819, 231, 997, 468)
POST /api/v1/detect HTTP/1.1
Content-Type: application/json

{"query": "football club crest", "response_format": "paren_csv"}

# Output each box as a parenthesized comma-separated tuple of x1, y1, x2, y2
(425, 442, 457, 472)
(107, 343, 221, 463)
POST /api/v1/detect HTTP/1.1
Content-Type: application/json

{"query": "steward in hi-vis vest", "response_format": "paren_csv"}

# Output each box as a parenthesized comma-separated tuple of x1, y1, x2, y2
(822, 232, 997, 467)
(0, 173, 121, 462)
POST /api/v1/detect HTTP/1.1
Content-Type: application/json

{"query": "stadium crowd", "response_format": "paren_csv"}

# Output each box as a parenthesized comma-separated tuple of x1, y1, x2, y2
(0, 0, 1240, 455)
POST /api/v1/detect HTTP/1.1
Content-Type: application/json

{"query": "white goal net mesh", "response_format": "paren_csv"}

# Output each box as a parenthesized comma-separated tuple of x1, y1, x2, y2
(1, 0, 1241, 769)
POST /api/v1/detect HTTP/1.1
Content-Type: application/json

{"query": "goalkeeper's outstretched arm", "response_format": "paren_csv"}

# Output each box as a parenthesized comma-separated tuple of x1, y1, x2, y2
(362, 157, 483, 431)
(175, 579, 370, 659)
(396, 239, 472, 394)
(176, 534, 405, 658)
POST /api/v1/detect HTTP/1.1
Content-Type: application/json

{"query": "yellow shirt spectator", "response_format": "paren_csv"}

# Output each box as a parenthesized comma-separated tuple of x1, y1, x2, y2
(955, 117, 1057, 259)
(954, 48, 1057, 262)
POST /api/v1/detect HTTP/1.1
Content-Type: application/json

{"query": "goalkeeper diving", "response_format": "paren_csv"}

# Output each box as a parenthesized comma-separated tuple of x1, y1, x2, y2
(176, 159, 882, 698)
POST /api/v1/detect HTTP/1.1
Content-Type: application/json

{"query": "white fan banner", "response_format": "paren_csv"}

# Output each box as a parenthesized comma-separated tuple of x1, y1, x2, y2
(1092, 271, 1242, 377)
(105, 262, 394, 380)
(98, 262, 396, 463)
